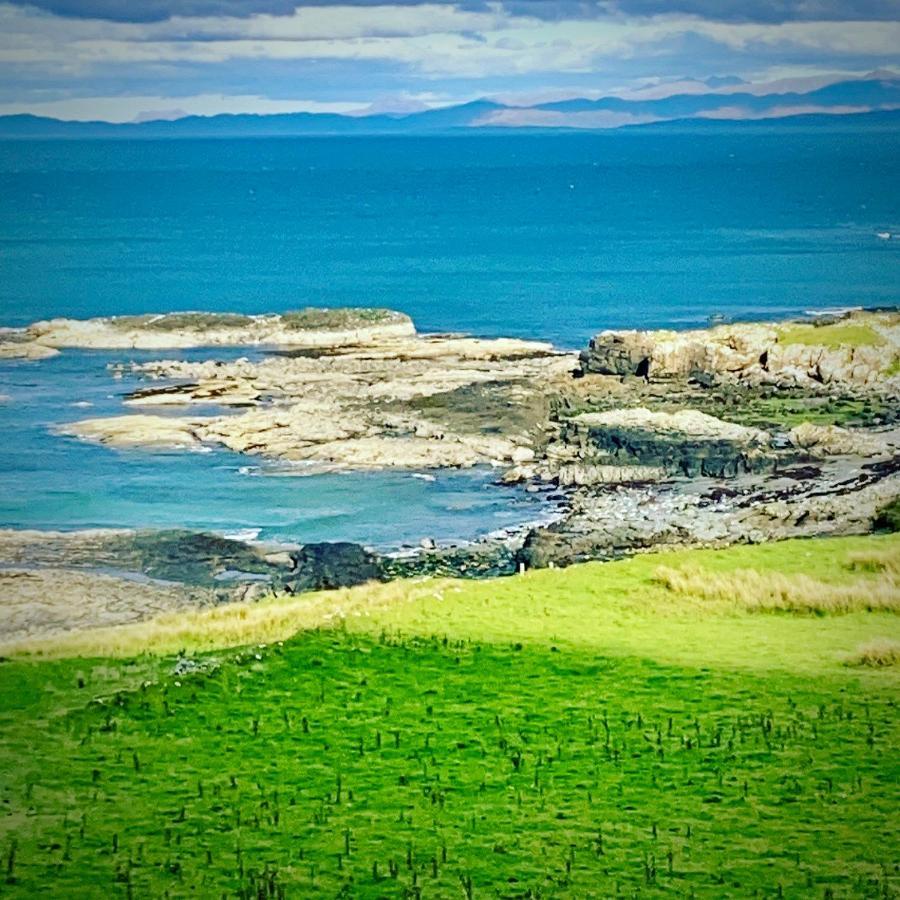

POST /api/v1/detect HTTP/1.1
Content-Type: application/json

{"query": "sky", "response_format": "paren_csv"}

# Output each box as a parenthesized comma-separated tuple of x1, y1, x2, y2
(0, 0, 898, 121)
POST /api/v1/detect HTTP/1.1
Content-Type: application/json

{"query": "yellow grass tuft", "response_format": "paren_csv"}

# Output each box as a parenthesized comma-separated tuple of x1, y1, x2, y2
(844, 638, 900, 668)
(654, 564, 900, 615)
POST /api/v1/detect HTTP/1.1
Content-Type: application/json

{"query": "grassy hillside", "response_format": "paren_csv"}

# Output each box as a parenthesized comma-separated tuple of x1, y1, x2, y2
(0, 535, 898, 897)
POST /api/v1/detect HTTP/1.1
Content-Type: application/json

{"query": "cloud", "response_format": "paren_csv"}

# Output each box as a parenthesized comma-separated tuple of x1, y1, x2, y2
(9, 0, 303, 23)
(598, 0, 900, 24)
(3, 6, 896, 76)
(2, 0, 476, 23)
(8, 0, 900, 24)
(1, 0, 898, 121)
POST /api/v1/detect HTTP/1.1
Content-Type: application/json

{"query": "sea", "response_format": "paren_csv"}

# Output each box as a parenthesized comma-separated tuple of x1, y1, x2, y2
(1, 130, 898, 548)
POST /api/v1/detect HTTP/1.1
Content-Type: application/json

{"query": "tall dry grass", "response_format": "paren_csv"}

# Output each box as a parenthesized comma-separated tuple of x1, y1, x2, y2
(0, 578, 450, 659)
(654, 562, 900, 615)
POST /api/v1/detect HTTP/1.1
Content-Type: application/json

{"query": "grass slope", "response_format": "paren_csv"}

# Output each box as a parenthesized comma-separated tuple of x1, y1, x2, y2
(0, 536, 898, 897)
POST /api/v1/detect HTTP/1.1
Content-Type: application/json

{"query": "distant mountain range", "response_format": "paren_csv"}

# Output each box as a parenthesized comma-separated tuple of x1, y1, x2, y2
(2, 73, 898, 139)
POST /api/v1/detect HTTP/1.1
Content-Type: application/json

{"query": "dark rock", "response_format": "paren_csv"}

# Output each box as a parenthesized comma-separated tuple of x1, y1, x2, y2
(561, 419, 774, 479)
(873, 497, 900, 532)
(516, 522, 654, 570)
(699, 486, 741, 506)
(105, 530, 280, 586)
(286, 542, 383, 592)
(383, 543, 517, 581)
(578, 333, 655, 377)
(776, 465, 823, 482)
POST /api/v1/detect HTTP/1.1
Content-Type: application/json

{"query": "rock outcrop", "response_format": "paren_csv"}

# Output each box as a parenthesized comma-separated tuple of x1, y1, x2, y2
(517, 456, 900, 569)
(0, 568, 215, 643)
(66, 414, 204, 450)
(0, 528, 282, 588)
(287, 542, 383, 592)
(579, 310, 900, 392)
(0, 330, 60, 359)
(787, 422, 898, 457)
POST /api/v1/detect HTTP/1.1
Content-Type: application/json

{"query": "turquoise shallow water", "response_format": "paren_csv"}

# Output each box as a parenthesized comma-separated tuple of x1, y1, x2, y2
(0, 130, 897, 546)
(0, 349, 550, 549)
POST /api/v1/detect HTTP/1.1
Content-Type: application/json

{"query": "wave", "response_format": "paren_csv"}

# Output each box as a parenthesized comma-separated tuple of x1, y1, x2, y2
(803, 306, 863, 317)
(220, 528, 262, 543)
(238, 460, 330, 478)
(484, 508, 566, 541)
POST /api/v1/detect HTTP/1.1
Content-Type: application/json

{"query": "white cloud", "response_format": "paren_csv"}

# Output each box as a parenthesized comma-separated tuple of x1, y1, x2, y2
(0, 6, 676, 74)
(0, 2, 510, 51)
(0, 1, 897, 105)
(693, 19, 900, 55)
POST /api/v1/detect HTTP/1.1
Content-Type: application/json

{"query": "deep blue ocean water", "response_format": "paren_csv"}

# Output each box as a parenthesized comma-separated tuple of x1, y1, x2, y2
(1, 131, 897, 546)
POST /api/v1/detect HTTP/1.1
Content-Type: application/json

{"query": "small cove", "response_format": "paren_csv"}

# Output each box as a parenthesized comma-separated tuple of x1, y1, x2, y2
(0, 348, 553, 549)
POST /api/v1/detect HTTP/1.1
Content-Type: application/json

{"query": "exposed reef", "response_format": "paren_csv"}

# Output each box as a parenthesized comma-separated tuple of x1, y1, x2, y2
(0, 308, 415, 357)
(63, 331, 573, 471)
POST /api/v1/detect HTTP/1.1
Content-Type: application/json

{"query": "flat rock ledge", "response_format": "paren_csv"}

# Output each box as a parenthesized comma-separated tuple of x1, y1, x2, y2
(0, 308, 415, 356)
(60, 330, 574, 471)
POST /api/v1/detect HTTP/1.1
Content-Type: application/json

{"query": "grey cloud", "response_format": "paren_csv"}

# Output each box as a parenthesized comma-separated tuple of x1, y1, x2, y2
(14, 0, 303, 21)
(603, 0, 900, 23)
(11, 0, 520, 23)
(9, 0, 900, 22)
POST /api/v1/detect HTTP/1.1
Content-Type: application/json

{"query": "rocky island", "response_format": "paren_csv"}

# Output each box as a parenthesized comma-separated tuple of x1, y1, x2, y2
(1, 306, 898, 646)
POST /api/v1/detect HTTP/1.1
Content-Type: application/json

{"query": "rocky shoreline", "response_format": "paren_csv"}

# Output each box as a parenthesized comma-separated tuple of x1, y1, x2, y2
(1, 306, 898, 645)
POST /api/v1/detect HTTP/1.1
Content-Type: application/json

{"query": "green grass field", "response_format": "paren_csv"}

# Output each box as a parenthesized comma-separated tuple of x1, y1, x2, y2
(1, 535, 898, 898)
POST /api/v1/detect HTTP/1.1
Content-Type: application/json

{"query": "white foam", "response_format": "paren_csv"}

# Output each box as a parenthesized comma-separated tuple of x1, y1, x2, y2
(221, 528, 262, 543)
(803, 306, 863, 317)
(483, 509, 566, 541)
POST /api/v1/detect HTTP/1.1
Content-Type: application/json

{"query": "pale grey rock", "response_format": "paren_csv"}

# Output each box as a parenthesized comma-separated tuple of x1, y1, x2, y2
(65, 332, 574, 471)
(579, 310, 900, 393)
